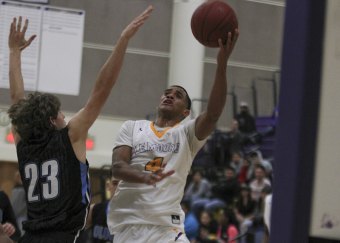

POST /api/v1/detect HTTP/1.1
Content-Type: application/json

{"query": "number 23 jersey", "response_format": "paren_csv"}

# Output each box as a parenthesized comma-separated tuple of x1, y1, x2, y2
(16, 127, 90, 235)
(107, 119, 206, 234)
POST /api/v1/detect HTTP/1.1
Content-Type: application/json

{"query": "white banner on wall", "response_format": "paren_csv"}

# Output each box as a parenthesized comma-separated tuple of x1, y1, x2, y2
(0, 0, 84, 95)
(0, 1, 42, 91)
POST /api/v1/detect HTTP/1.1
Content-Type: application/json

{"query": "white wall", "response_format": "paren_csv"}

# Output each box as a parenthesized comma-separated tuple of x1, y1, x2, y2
(310, 0, 340, 239)
(0, 112, 126, 168)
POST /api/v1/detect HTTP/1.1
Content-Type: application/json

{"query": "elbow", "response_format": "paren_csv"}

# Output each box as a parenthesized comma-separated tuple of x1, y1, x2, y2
(111, 161, 124, 179)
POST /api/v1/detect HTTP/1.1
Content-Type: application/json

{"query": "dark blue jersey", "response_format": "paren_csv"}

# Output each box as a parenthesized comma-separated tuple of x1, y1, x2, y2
(16, 126, 90, 237)
(91, 201, 113, 243)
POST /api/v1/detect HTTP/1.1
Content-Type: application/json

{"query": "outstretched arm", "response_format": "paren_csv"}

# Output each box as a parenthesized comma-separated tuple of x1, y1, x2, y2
(195, 30, 239, 140)
(68, 6, 154, 146)
(8, 17, 36, 104)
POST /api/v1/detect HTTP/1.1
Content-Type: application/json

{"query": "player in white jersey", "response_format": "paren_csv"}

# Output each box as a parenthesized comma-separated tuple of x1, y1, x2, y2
(108, 10, 239, 242)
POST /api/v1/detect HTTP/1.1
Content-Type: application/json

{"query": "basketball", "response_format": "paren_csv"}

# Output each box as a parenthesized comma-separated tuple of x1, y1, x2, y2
(191, 0, 238, 48)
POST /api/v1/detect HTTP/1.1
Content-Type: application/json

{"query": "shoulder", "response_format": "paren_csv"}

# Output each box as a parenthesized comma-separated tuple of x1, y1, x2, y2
(119, 120, 152, 134)
(179, 118, 196, 131)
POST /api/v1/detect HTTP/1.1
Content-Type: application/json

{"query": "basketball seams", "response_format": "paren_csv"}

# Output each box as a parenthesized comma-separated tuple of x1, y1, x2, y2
(206, 8, 233, 46)
(191, 3, 207, 43)
(209, 9, 237, 46)
(202, 1, 221, 47)
(191, 0, 238, 48)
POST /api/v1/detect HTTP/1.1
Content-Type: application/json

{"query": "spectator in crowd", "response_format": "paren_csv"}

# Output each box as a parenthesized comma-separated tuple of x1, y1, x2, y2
(248, 150, 273, 178)
(194, 210, 218, 243)
(228, 119, 245, 153)
(234, 102, 257, 135)
(181, 200, 200, 242)
(184, 170, 212, 203)
(210, 167, 240, 207)
(10, 170, 27, 236)
(192, 166, 240, 217)
(215, 208, 239, 243)
(229, 151, 244, 176)
(251, 185, 272, 243)
(238, 157, 254, 184)
(249, 165, 271, 201)
(0, 190, 21, 242)
(194, 225, 217, 243)
(234, 184, 256, 243)
(223, 119, 246, 162)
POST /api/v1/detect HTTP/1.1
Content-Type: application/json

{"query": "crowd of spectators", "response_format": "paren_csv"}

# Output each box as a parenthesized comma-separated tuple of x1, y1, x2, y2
(183, 149, 273, 242)
(183, 103, 274, 243)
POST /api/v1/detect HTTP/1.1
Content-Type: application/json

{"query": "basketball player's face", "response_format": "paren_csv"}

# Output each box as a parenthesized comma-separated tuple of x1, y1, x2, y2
(159, 87, 188, 115)
(52, 111, 66, 130)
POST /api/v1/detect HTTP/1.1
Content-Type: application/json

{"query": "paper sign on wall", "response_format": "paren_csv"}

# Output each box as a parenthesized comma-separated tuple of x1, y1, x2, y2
(0, 0, 84, 95)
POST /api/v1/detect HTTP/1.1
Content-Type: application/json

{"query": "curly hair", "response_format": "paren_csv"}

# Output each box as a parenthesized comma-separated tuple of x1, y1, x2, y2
(8, 92, 61, 142)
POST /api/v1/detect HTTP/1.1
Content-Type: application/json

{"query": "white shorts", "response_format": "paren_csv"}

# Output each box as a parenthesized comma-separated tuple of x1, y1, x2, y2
(113, 224, 189, 243)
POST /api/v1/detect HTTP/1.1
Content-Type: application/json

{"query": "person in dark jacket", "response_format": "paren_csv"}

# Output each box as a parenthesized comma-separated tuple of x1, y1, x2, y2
(0, 190, 21, 241)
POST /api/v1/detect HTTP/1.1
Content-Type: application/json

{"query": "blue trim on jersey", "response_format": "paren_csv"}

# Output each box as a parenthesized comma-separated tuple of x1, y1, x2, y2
(80, 162, 90, 204)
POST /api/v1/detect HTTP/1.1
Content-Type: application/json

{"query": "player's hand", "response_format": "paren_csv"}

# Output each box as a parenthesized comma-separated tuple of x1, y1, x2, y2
(120, 5, 153, 40)
(217, 29, 239, 63)
(143, 168, 175, 186)
(8, 16, 36, 51)
(2, 223, 15, 237)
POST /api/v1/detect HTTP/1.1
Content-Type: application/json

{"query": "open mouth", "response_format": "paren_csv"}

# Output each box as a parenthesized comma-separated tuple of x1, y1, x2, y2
(162, 99, 173, 105)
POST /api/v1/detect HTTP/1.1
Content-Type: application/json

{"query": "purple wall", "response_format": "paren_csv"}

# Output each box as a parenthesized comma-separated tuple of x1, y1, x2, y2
(270, 0, 326, 242)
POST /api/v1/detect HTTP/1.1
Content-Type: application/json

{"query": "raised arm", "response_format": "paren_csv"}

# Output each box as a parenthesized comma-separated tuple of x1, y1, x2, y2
(8, 17, 36, 104)
(68, 6, 154, 140)
(195, 30, 239, 140)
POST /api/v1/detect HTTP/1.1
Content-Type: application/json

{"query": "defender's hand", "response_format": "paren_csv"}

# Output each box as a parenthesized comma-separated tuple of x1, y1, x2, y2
(8, 16, 36, 51)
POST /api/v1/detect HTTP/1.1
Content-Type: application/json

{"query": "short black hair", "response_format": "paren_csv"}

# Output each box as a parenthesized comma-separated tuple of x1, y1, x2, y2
(171, 85, 191, 110)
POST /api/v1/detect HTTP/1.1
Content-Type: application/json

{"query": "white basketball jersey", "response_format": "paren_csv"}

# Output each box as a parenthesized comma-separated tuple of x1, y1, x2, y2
(107, 119, 206, 234)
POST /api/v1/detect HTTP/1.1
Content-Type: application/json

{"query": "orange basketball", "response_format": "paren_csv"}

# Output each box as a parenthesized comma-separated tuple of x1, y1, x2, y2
(191, 0, 238, 48)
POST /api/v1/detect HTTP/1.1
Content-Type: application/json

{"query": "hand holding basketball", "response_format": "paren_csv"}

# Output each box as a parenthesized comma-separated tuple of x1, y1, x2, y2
(191, 0, 238, 48)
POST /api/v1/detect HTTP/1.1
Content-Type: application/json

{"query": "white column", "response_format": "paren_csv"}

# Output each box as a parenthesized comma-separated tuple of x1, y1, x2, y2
(168, 0, 205, 118)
